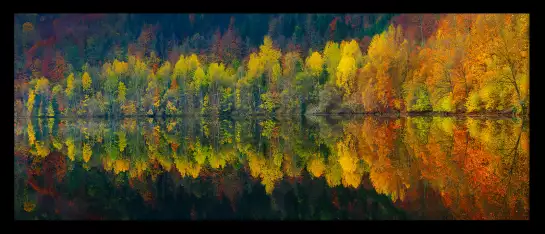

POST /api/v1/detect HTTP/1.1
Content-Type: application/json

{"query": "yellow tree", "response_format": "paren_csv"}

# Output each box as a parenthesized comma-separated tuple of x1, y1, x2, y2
(425, 26, 456, 112)
(363, 25, 408, 112)
(336, 50, 357, 94)
(174, 54, 200, 112)
(243, 52, 264, 111)
(450, 14, 475, 111)
(336, 134, 365, 188)
(207, 62, 226, 111)
(118, 81, 127, 103)
(82, 72, 92, 92)
(34, 77, 50, 95)
(83, 143, 93, 163)
(113, 59, 129, 75)
(323, 41, 341, 84)
(193, 65, 209, 112)
(26, 89, 36, 116)
(172, 55, 188, 89)
(488, 14, 529, 114)
(257, 36, 282, 113)
(65, 73, 75, 99)
(258, 36, 282, 85)
(423, 15, 475, 112)
(305, 51, 324, 77)
(246, 52, 264, 82)
(279, 51, 303, 113)
(462, 14, 529, 114)
(308, 153, 326, 178)
(27, 77, 51, 117)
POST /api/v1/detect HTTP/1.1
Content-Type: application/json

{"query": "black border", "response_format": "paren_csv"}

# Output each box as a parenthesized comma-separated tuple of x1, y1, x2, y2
(6, 0, 540, 231)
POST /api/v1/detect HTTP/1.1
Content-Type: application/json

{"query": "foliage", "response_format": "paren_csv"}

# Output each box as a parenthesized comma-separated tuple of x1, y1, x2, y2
(14, 14, 528, 117)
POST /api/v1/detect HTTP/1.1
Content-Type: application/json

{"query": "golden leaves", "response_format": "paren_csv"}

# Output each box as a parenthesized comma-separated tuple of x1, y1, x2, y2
(122, 101, 137, 116)
(305, 52, 324, 77)
(323, 41, 341, 79)
(325, 162, 342, 187)
(282, 52, 302, 77)
(22, 22, 34, 32)
(117, 82, 127, 103)
(65, 138, 75, 161)
(520, 74, 529, 99)
(12, 112, 528, 220)
(465, 91, 481, 113)
(34, 141, 49, 158)
(271, 63, 281, 84)
(247, 150, 265, 179)
(65, 73, 75, 97)
(335, 56, 356, 94)
(27, 121, 35, 145)
(23, 201, 36, 212)
(207, 62, 225, 81)
(156, 61, 172, 79)
(173, 55, 189, 77)
(27, 89, 35, 115)
(118, 131, 127, 152)
(52, 138, 63, 150)
(83, 143, 92, 163)
(521, 131, 529, 154)
(34, 77, 50, 95)
(259, 36, 282, 67)
(166, 101, 178, 115)
(114, 159, 130, 174)
(47, 103, 55, 117)
(208, 151, 226, 170)
(193, 66, 207, 88)
(113, 60, 129, 75)
(82, 72, 92, 91)
(337, 135, 357, 173)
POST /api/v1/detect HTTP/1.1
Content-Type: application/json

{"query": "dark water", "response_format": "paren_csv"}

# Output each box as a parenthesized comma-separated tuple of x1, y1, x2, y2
(14, 116, 529, 220)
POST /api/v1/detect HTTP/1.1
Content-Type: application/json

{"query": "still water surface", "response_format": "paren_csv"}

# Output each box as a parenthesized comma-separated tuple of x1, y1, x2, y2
(14, 116, 529, 220)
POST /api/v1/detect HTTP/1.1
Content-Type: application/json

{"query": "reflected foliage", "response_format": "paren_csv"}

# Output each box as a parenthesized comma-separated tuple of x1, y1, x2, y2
(14, 116, 528, 220)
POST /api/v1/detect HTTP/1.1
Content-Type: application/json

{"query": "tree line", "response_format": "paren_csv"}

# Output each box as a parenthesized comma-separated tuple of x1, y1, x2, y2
(14, 14, 529, 117)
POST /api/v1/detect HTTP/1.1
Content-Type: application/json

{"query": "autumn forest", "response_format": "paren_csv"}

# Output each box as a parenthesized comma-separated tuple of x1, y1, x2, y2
(14, 14, 529, 117)
(14, 13, 529, 220)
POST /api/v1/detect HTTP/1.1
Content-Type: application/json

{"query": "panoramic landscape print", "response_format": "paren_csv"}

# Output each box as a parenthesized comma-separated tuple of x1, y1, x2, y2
(14, 14, 529, 220)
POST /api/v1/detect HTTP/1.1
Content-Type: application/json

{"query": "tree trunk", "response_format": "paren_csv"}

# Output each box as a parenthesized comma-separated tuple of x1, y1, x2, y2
(257, 84, 261, 112)
(419, 15, 425, 47)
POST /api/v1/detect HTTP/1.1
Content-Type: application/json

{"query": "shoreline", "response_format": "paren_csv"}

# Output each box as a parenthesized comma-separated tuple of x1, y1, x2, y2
(15, 111, 529, 120)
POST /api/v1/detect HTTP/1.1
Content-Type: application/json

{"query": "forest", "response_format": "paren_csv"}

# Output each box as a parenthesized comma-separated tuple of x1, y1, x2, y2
(14, 14, 529, 117)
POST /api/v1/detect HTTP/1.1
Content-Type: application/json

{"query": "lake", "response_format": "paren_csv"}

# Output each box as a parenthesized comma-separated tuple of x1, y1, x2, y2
(14, 116, 529, 220)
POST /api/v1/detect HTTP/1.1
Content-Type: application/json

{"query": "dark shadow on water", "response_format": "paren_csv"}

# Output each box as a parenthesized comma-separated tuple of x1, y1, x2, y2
(13, 115, 529, 220)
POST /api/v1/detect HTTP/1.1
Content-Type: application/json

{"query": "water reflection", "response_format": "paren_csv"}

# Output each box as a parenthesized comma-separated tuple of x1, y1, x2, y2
(14, 116, 529, 220)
